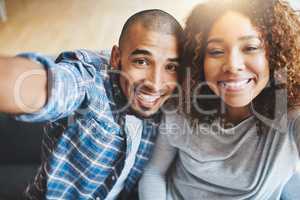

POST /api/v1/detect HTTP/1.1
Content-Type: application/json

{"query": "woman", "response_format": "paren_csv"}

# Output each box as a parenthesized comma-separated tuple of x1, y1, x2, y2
(139, 0, 300, 199)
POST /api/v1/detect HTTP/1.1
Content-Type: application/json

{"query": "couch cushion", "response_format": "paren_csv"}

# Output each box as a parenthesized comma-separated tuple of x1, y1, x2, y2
(0, 114, 44, 164)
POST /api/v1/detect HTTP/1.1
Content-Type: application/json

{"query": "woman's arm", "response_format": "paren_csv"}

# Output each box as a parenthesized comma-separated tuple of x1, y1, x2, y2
(293, 115, 300, 157)
(139, 122, 178, 200)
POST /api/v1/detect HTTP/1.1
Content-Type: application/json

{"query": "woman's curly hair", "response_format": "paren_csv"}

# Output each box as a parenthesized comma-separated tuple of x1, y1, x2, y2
(182, 0, 300, 121)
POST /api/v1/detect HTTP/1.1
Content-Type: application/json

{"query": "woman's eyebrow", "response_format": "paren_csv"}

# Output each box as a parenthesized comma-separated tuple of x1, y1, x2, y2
(238, 35, 261, 41)
(206, 38, 224, 45)
(168, 57, 180, 62)
(207, 35, 261, 45)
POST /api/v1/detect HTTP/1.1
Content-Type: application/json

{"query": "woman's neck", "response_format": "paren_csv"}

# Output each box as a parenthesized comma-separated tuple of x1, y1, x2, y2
(223, 105, 252, 126)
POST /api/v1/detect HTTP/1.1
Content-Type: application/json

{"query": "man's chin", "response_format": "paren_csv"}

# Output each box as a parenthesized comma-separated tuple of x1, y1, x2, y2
(131, 106, 159, 118)
(129, 99, 162, 118)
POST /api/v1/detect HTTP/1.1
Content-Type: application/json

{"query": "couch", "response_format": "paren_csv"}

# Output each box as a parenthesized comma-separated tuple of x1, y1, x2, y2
(0, 114, 44, 200)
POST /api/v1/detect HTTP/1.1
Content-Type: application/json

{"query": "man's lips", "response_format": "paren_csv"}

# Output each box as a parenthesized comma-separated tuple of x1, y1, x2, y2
(134, 89, 159, 107)
(137, 92, 160, 102)
(217, 78, 253, 91)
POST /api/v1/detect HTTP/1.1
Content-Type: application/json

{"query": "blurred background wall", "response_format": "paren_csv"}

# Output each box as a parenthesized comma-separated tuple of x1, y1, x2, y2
(0, 0, 299, 199)
(0, 0, 298, 55)
(0, 0, 203, 55)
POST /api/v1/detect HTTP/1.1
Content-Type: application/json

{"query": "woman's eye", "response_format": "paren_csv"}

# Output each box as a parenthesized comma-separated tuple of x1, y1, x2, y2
(243, 44, 262, 53)
(245, 46, 258, 52)
(207, 49, 224, 57)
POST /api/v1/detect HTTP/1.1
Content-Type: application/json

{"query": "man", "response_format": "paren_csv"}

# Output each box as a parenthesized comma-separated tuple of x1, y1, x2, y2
(0, 9, 183, 199)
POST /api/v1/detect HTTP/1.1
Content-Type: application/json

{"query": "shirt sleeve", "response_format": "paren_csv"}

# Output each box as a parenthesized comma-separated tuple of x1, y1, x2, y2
(138, 114, 178, 200)
(15, 50, 106, 122)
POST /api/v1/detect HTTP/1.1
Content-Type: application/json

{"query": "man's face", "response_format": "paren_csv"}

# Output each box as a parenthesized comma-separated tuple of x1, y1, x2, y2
(110, 23, 180, 117)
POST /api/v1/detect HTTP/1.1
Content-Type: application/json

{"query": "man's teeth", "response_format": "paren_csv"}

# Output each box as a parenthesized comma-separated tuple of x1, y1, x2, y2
(220, 79, 250, 89)
(137, 93, 160, 102)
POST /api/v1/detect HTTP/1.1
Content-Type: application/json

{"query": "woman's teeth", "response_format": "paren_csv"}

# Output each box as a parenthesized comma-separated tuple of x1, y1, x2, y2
(219, 79, 251, 90)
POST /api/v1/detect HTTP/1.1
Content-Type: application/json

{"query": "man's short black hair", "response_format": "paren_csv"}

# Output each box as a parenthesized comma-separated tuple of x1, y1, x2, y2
(118, 9, 183, 48)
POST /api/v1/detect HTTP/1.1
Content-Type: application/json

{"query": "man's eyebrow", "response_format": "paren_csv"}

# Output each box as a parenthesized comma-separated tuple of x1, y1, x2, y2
(130, 49, 152, 56)
(130, 49, 179, 62)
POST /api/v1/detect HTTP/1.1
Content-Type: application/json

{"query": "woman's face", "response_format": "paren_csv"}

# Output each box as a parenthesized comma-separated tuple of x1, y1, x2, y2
(204, 11, 269, 109)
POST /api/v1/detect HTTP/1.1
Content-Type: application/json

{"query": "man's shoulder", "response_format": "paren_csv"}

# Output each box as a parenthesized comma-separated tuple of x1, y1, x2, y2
(55, 49, 111, 70)
(76, 49, 111, 66)
(53, 49, 115, 98)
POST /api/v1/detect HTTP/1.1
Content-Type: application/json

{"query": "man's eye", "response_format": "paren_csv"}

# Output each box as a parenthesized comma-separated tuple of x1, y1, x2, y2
(165, 64, 178, 73)
(133, 59, 148, 66)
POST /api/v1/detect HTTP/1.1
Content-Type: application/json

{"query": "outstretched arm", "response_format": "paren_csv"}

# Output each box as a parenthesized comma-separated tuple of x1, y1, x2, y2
(0, 55, 47, 114)
(1, 50, 108, 122)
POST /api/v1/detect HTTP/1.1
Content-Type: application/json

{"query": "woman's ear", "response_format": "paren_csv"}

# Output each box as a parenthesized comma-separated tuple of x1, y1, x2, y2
(110, 45, 121, 69)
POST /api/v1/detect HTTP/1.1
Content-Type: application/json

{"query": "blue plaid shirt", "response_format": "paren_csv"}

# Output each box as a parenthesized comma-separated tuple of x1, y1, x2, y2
(16, 50, 161, 200)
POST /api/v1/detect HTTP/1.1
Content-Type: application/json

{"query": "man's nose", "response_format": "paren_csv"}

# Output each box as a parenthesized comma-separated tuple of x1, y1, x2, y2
(146, 67, 163, 92)
(222, 50, 245, 73)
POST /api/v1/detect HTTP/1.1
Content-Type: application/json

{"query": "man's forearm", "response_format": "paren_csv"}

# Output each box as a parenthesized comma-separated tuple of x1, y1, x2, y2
(0, 56, 47, 114)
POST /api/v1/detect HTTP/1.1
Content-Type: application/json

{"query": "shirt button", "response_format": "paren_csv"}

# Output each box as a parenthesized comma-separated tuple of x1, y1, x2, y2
(96, 197, 100, 200)
(111, 176, 115, 181)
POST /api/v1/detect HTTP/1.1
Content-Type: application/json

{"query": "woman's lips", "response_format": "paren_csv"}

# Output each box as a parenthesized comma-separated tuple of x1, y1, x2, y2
(218, 78, 253, 92)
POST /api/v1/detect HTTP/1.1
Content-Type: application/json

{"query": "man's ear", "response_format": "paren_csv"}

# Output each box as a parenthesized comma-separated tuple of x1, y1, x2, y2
(110, 45, 121, 69)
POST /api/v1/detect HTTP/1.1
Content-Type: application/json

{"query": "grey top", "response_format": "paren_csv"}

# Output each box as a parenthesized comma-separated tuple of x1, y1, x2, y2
(139, 109, 300, 200)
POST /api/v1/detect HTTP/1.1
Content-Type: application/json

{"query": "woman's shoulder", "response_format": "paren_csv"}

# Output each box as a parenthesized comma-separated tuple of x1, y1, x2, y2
(288, 106, 300, 126)
(159, 110, 191, 137)
(161, 111, 188, 131)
